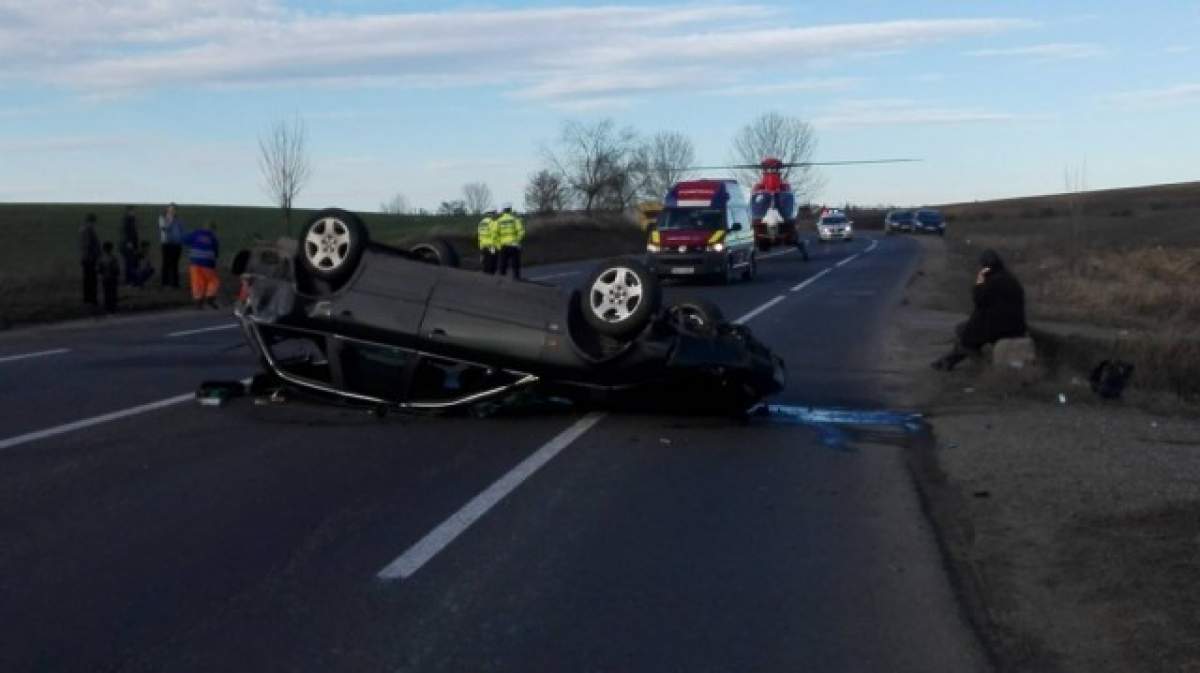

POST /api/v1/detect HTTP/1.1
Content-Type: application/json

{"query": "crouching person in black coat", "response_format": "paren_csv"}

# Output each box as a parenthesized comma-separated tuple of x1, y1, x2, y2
(932, 249, 1027, 371)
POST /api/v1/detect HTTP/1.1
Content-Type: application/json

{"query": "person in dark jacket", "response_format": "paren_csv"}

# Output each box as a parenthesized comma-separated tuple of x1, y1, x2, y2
(158, 203, 184, 288)
(79, 212, 101, 306)
(119, 205, 139, 285)
(932, 249, 1027, 371)
(98, 241, 121, 312)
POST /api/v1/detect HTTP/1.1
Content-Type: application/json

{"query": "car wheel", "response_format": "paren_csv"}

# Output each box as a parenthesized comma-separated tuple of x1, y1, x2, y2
(300, 208, 369, 287)
(410, 239, 460, 267)
(582, 258, 662, 339)
(667, 297, 725, 337)
(741, 253, 757, 281)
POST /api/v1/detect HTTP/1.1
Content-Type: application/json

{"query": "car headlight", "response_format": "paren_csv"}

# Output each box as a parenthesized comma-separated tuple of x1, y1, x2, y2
(707, 242, 725, 252)
(646, 243, 660, 252)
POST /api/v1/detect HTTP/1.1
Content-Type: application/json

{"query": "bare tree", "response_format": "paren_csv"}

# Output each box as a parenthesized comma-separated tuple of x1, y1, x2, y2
(380, 193, 409, 215)
(525, 169, 567, 214)
(437, 200, 468, 216)
(257, 115, 312, 228)
(731, 112, 822, 201)
(545, 119, 639, 211)
(634, 130, 695, 201)
(462, 182, 493, 215)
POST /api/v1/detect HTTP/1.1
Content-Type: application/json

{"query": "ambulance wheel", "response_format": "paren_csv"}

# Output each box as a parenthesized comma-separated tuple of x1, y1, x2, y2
(582, 258, 661, 339)
(741, 254, 757, 281)
(300, 209, 368, 288)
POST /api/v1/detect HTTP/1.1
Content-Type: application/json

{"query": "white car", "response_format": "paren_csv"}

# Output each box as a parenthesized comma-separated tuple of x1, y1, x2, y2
(815, 212, 854, 242)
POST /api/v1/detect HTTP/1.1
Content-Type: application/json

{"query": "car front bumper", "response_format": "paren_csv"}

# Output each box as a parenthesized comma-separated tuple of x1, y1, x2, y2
(817, 228, 853, 241)
(646, 250, 727, 277)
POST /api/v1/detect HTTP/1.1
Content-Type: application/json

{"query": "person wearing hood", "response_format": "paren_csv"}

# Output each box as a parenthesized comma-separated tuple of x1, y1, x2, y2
(932, 249, 1027, 371)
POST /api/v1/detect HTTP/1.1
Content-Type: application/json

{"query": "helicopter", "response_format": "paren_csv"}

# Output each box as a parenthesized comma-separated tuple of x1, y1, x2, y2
(675, 157, 917, 253)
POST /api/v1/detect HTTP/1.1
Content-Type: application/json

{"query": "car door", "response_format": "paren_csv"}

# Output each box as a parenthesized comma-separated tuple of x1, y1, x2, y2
(330, 248, 440, 340)
(419, 270, 566, 366)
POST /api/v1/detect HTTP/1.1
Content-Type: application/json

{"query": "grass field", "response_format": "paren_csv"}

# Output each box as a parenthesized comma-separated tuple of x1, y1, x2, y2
(0, 203, 643, 327)
(929, 180, 1200, 399)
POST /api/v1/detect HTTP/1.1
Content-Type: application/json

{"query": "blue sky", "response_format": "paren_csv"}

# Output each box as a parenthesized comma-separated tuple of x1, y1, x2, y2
(1, 0, 1197, 211)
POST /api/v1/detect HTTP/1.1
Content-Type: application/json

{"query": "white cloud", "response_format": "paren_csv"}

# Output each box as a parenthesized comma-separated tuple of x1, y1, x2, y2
(1164, 45, 1194, 54)
(548, 97, 635, 113)
(702, 77, 862, 97)
(967, 42, 1106, 60)
(0, 3, 1035, 108)
(812, 99, 1029, 128)
(1107, 83, 1200, 106)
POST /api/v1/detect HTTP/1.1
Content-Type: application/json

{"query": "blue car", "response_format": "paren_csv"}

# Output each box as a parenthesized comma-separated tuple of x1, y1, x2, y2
(914, 209, 946, 236)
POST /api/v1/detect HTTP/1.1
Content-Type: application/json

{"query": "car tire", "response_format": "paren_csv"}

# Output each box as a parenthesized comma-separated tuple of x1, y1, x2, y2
(582, 257, 662, 339)
(667, 297, 725, 337)
(410, 239, 460, 267)
(741, 253, 757, 281)
(300, 208, 369, 287)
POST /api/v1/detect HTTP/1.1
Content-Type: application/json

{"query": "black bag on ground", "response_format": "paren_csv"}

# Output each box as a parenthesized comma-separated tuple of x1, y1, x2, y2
(1089, 359, 1134, 399)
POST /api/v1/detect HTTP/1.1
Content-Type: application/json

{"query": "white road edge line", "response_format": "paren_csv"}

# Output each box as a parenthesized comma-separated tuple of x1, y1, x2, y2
(865, 238, 878, 253)
(0, 376, 252, 451)
(733, 295, 788, 325)
(0, 348, 71, 364)
(791, 268, 832, 293)
(377, 411, 607, 581)
(167, 323, 239, 338)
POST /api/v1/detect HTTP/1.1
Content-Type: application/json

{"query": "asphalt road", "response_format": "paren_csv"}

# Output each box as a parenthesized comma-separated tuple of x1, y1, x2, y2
(0, 235, 987, 673)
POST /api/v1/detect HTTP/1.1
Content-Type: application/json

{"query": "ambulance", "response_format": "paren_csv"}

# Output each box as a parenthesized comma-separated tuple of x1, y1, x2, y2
(645, 179, 756, 283)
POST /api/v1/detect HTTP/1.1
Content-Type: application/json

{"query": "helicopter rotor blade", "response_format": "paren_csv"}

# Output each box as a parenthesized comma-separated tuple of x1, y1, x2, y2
(777, 158, 920, 168)
(673, 159, 920, 171)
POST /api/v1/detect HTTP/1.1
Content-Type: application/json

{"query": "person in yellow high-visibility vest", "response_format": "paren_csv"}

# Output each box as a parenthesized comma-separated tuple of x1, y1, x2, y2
(477, 208, 499, 274)
(495, 202, 525, 279)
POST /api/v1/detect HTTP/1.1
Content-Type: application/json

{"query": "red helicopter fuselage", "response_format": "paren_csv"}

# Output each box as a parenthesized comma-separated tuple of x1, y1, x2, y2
(749, 157, 800, 251)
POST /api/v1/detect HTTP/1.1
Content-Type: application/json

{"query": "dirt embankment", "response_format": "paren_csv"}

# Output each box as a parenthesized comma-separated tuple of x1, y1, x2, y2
(885, 235, 1200, 673)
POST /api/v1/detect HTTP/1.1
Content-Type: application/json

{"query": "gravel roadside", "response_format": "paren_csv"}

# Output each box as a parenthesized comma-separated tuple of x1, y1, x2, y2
(884, 236, 1200, 673)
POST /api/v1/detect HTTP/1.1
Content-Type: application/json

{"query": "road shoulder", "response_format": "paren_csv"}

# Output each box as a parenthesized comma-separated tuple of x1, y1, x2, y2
(883, 235, 1200, 673)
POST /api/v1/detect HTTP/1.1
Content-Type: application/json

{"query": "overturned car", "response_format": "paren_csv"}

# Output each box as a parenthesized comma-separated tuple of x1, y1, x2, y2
(233, 209, 785, 415)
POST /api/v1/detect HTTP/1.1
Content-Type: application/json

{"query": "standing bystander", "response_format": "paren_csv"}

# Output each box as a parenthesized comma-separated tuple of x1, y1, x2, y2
(97, 241, 120, 313)
(119, 205, 140, 286)
(158, 203, 184, 288)
(184, 221, 221, 309)
(495, 203, 525, 279)
(477, 208, 499, 274)
(79, 212, 100, 306)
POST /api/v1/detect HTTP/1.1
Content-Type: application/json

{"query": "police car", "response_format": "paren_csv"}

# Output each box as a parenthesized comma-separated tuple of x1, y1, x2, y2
(814, 209, 854, 243)
(645, 179, 757, 283)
